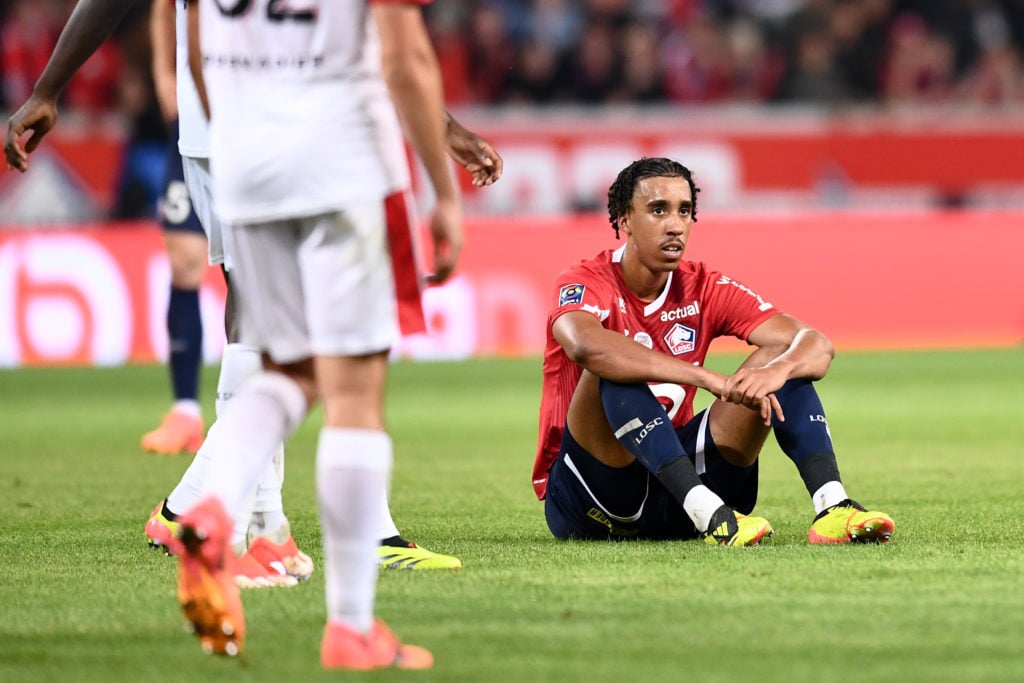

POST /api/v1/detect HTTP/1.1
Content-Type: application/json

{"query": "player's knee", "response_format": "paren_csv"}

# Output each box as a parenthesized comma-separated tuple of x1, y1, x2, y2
(247, 370, 310, 433)
(716, 445, 759, 469)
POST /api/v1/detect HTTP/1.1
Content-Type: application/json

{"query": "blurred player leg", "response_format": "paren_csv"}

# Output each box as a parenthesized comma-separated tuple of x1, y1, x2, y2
(172, 497, 246, 656)
(142, 133, 207, 455)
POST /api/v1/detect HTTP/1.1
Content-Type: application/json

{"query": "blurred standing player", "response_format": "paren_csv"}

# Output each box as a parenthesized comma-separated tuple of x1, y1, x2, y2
(144, 0, 311, 586)
(144, 0, 498, 574)
(178, 0, 461, 666)
(535, 157, 894, 547)
(7, 0, 467, 665)
(140, 0, 208, 456)
(5, 0, 501, 584)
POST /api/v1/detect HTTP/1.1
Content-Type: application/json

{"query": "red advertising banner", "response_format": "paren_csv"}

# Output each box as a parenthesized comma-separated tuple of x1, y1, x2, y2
(6, 113, 1023, 223)
(0, 222, 227, 366)
(1, 211, 1022, 367)
(443, 111, 1024, 214)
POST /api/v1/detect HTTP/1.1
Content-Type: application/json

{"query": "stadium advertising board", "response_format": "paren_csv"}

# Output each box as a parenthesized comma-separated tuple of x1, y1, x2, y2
(1, 211, 1022, 367)
(4, 113, 1023, 224)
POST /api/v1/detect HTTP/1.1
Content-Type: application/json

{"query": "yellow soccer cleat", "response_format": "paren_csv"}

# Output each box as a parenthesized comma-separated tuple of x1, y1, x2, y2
(377, 537, 462, 570)
(808, 499, 894, 544)
(702, 506, 773, 547)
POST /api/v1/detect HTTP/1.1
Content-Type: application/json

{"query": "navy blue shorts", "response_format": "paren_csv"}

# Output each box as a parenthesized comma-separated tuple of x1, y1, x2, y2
(157, 122, 203, 234)
(544, 409, 759, 541)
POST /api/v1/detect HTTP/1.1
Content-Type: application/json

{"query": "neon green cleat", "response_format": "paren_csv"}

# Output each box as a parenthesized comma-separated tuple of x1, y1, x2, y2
(702, 506, 773, 546)
(377, 538, 462, 570)
(808, 499, 894, 544)
(145, 499, 180, 553)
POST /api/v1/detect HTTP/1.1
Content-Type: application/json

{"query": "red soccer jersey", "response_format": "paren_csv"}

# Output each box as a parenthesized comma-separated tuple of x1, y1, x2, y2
(532, 246, 779, 499)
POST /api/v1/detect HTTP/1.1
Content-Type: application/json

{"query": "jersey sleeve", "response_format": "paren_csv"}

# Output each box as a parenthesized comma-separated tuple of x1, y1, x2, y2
(702, 269, 779, 341)
(547, 262, 617, 331)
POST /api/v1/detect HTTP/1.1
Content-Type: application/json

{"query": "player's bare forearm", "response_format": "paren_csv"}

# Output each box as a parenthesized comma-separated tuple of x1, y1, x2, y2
(553, 312, 721, 390)
(186, 0, 209, 119)
(762, 328, 834, 380)
(747, 313, 835, 380)
(5, 0, 140, 171)
(374, 4, 461, 282)
(374, 5, 456, 203)
(150, 0, 178, 123)
(35, 0, 141, 100)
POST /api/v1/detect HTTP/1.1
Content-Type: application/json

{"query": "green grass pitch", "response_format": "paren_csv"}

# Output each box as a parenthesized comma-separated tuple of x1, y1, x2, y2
(1, 348, 1023, 683)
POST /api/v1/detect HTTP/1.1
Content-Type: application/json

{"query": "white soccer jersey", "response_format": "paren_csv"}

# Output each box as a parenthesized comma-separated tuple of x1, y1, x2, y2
(175, 0, 208, 158)
(198, 0, 410, 224)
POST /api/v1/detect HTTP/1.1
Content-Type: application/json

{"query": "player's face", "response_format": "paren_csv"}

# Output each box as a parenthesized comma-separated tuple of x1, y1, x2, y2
(619, 175, 694, 273)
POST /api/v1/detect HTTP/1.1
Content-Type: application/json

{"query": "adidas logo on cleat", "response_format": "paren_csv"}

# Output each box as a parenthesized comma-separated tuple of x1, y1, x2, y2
(702, 506, 773, 546)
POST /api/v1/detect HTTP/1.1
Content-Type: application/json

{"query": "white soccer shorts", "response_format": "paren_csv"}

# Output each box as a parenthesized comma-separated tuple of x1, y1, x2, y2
(226, 201, 399, 364)
(181, 155, 234, 271)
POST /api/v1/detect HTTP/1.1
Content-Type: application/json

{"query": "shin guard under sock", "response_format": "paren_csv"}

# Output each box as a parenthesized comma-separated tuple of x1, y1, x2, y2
(772, 378, 843, 496)
(599, 379, 711, 511)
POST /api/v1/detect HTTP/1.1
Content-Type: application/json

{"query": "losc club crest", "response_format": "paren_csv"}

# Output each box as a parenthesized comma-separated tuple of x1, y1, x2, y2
(664, 323, 696, 355)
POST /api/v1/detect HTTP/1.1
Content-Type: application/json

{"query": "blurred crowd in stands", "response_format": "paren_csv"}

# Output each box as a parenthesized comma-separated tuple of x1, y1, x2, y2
(0, 0, 163, 218)
(2, 0, 1023, 217)
(429, 0, 1024, 105)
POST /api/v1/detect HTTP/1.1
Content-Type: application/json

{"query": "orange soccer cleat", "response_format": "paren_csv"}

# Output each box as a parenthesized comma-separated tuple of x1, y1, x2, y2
(145, 499, 179, 553)
(173, 498, 246, 656)
(141, 409, 204, 455)
(320, 618, 433, 670)
(232, 550, 298, 589)
(245, 534, 315, 581)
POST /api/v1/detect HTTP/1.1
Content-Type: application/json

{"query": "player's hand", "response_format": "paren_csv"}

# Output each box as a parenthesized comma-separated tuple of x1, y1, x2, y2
(425, 197, 463, 285)
(719, 366, 787, 424)
(5, 95, 58, 172)
(445, 118, 502, 187)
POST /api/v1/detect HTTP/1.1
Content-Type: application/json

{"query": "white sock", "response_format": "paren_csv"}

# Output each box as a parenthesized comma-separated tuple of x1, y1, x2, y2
(318, 428, 392, 634)
(812, 481, 849, 515)
(231, 489, 258, 551)
(166, 343, 262, 519)
(250, 445, 289, 540)
(167, 420, 218, 516)
(374, 474, 401, 541)
(200, 372, 306, 527)
(171, 399, 202, 418)
(219, 343, 264, 547)
(216, 343, 261, 418)
(682, 485, 728, 533)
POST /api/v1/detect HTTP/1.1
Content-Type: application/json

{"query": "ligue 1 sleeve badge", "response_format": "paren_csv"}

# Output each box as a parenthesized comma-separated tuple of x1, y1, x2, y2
(558, 283, 585, 307)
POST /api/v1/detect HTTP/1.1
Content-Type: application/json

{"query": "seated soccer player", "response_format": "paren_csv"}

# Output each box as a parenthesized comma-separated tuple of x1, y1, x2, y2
(534, 157, 894, 546)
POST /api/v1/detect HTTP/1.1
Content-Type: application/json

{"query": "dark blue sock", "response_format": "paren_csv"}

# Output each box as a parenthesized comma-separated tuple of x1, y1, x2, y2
(599, 379, 703, 504)
(167, 286, 202, 401)
(772, 378, 842, 495)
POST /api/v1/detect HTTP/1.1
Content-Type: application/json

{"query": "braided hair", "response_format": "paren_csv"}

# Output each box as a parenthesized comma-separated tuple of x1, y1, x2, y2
(607, 157, 700, 238)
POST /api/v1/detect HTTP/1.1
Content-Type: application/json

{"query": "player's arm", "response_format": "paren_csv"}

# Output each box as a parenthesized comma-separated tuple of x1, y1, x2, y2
(720, 313, 835, 407)
(552, 310, 727, 395)
(372, 1, 462, 285)
(445, 111, 502, 187)
(185, 0, 208, 119)
(150, 0, 178, 124)
(4, 0, 141, 171)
